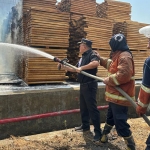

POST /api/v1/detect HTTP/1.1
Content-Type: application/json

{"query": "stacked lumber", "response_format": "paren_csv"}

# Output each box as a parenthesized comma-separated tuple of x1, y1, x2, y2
(84, 16, 113, 50)
(57, 0, 96, 16)
(23, 0, 57, 13)
(22, 8, 70, 84)
(96, 0, 131, 21)
(70, 0, 96, 16)
(23, 48, 68, 84)
(126, 21, 141, 50)
(132, 50, 149, 79)
(24, 8, 70, 47)
(126, 21, 150, 50)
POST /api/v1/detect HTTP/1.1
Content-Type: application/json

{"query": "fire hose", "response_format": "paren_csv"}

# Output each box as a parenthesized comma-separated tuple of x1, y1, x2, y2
(54, 57, 150, 126)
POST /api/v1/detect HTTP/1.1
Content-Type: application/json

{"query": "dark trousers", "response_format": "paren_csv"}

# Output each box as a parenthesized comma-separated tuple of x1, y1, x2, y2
(80, 81, 101, 135)
(146, 134, 150, 150)
(106, 102, 131, 137)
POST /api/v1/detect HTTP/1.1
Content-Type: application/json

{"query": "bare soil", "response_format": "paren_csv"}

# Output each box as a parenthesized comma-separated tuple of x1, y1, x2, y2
(0, 117, 149, 150)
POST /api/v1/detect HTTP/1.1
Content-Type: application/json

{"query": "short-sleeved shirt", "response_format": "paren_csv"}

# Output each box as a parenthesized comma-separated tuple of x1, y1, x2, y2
(77, 49, 99, 83)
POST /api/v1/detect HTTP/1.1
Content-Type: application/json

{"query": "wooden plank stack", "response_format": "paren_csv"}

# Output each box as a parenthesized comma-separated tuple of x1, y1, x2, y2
(96, 0, 131, 21)
(132, 50, 149, 79)
(20, 0, 70, 84)
(24, 8, 69, 47)
(125, 21, 149, 51)
(23, 0, 57, 13)
(84, 16, 113, 50)
(57, 0, 96, 16)
(23, 48, 68, 84)
(70, 0, 96, 16)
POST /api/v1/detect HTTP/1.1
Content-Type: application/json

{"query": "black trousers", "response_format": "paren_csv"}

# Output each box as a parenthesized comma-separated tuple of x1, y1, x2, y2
(106, 102, 131, 137)
(80, 81, 101, 135)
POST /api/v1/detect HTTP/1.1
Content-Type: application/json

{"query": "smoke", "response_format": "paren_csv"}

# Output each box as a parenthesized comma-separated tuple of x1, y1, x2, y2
(0, 0, 23, 74)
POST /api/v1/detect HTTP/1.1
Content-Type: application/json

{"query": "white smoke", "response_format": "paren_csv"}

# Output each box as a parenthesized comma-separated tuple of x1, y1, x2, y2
(0, 0, 23, 74)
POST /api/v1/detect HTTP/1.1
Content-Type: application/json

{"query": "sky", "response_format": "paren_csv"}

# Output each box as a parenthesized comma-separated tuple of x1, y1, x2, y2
(96, 0, 150, 24)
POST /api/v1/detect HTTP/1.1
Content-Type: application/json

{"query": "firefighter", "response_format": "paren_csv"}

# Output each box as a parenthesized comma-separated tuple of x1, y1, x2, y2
(97, 33, 136, 150)
(136, 39, 150, 150)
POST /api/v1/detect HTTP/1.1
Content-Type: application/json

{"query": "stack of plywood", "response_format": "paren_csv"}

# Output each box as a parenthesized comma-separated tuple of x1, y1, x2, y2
(96, 0, 131, 21)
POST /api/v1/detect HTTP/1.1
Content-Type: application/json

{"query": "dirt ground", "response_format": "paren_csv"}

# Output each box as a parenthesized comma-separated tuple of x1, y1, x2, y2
(0, 117, 149, 150)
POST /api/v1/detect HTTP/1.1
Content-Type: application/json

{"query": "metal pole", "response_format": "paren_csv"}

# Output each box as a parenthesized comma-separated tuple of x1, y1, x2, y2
(62, 61, 150, 126)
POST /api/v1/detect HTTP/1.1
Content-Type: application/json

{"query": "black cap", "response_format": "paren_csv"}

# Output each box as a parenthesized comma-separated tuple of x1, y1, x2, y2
(77, 38, 92, 47)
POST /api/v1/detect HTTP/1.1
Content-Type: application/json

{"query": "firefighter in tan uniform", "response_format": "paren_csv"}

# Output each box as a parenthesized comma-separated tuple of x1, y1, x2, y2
(97, 34, 136, 150)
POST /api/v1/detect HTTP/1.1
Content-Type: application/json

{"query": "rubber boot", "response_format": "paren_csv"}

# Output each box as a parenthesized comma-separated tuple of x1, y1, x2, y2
(101, 123, 113, 143)
(124, 135, 136, 150)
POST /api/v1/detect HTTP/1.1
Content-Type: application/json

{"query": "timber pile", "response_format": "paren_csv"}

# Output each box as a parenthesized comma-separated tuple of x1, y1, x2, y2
(96, 0, 131, 21)
(23, 0, 57, 13)
(22, 8, 70, 84)
(23, 48, 68, 84)
(57, 0, 96, 16)
(84, 16, 113, 50)
(24, 8, 69, 47)
(126, 21, 149, 51)
(70, 0, 96, 16)
(132, 50, 149, 79)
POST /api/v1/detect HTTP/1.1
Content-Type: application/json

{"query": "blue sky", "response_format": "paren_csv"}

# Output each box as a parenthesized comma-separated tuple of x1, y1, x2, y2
(96, 0, 150, 24)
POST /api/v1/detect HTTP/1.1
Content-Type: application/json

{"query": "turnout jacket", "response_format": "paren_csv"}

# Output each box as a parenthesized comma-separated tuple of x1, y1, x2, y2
(100, 51, 135, 106)
(138, 57, 150, 110)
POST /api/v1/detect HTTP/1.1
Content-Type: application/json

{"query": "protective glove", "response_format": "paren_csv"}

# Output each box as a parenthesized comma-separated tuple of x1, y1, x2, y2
(136, 105, 147, 115)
